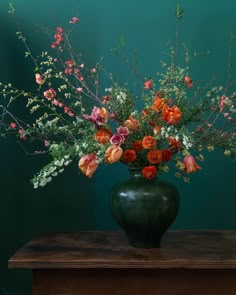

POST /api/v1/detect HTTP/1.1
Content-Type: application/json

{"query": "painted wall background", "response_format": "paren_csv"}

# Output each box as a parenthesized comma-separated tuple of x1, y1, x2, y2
(0, 0, 236, 294)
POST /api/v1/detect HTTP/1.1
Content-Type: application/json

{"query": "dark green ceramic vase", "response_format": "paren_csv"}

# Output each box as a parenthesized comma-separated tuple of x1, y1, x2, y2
(110, 168, 180, 248)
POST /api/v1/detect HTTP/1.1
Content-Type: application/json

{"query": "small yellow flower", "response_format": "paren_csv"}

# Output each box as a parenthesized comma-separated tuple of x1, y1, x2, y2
(182, 149, 189, 156)
(196, 154, 204, 161)
(224, 150, 231, 156)
(162, 165, 170, 172)
(183, 177, 190, 183)
(207, 145, 214, 152)
(175, 172, 181, 178)
(176, 161, 185, 170)
(198, 145, 204, 151)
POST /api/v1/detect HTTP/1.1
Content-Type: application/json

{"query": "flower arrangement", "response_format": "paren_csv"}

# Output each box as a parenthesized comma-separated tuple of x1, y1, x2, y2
(0, 6, 236, 188)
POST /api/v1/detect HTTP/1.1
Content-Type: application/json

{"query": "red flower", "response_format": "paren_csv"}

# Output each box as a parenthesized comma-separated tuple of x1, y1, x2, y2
(142, 166, 157, 179)
(123, 150, 136, 162)
(161, 149, 172, 162)
(147, 150, 162, 164)
(132, 140, 143, 152)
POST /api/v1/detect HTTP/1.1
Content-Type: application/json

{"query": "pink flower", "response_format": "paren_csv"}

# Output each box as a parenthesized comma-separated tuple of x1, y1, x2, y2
(105, 145, 123, 163)
(83, 106, 108, 127)
(80, 63, 85, 68)
(44, 140, 49, 147)
(144, 80, 153, 90)
(184, 76, 193, 87)
(51, 99, 59, 106)
(64, 106, 70, 113)
(72, 17, 79, 23)
(78, 153, 99, 178)
(117, 126, 130, 137)
(35, 73, 44, 85)
(91, 68, 96, 73)
(76, 87, 83, 92)
(18, 129, 24, 134)
(56, 27, 63, 33)
(10, 122, 17, 129)
(65, 68, 72, 75)
(183, 155, 201, 173)
(110, 134, 125, 145)
(65, 60, 74, 68)
(43, 88, 57, 100)
(58, 102, 64, 108)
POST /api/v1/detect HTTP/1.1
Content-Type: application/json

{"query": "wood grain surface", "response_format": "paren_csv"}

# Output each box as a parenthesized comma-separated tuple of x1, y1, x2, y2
(8, 230, 236, 269)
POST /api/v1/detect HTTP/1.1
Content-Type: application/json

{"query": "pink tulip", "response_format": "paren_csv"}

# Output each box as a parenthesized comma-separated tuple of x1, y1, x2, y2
(110, 134, 125, 145)
(183, 155, 201, 173)
(78, 153, 99, 178)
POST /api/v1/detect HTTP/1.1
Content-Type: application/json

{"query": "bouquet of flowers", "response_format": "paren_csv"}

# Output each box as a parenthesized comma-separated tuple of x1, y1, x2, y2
(0, 8, 236, 188)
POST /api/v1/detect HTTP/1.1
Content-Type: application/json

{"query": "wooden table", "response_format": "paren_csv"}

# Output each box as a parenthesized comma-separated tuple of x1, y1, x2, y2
(8, 231, 236, 295)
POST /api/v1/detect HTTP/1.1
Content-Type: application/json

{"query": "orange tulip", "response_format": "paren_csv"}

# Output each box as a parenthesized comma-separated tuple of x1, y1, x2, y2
(94, 128, 112, 144)
(78, 153, 99, 178)
(162, 105, 182, 125)
(142, 136, 156, 149)
(105, 145, 123, 164)
(147, 150, 162, 164)
(124, 116, 140, 131)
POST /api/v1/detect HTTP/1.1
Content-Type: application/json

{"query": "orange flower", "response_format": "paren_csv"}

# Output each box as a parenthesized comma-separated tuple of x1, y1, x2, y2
(147, 150, 162, 164)
(132, 140, 143, 152)
(105, 145, 123, 164)
(153, 97, 166, 112)
(162, 105, 182, 125)
(183, 155, 201, 173)
(153, 126, 162, 135)
(78, 153, 99, 178)
(123, 150, 137, 162)
(94, 128, 112, 144)
(124, 116, 140, 131)
(142, 166, 157, 179)
(161, 149, 172, 162)
(142, 136, 156, 149)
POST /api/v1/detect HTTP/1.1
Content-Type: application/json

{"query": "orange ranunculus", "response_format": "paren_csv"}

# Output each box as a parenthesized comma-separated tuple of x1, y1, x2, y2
(94, 128, 112, 144)
(142, 136, 156, 149)
(132, 140, 143, 152)
(162, 105, 182, 125)
(142, 166, 157, 179)
(123, 150, 137, 162)
(147, 150, 162, 164)
(161, 149, 172, 162)
(78, 153, 99, 178)
(153, 126, 162, 135)
(124, 116, 140, 131)
(105, 145, 123, 164)
(168, 137, 181, 152)
(183, 155, 201, 173)
(153, 97, 166, 112)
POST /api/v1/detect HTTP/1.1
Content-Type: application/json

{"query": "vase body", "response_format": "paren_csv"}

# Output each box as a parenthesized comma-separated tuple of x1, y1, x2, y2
(110, 168, 180, 248)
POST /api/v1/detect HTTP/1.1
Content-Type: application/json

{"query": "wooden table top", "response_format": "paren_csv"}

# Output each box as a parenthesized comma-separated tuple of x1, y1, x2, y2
(8, 230, 236, 269)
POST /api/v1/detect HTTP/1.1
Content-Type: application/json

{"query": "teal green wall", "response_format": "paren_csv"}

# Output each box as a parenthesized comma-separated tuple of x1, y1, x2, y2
(0, 0, 236, 294)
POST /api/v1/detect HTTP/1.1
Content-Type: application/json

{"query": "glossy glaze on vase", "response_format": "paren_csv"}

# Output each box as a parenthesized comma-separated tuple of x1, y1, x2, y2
(110, 168, 180, 248)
